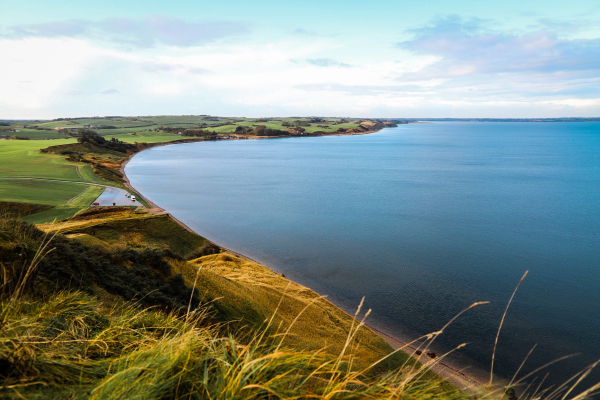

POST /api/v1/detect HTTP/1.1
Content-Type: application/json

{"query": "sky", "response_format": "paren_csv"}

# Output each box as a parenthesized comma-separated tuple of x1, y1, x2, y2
(1, 0, 600, 119)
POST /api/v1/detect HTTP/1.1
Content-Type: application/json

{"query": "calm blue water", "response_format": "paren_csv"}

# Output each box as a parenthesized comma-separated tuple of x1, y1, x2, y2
(126, 122, 600, 391)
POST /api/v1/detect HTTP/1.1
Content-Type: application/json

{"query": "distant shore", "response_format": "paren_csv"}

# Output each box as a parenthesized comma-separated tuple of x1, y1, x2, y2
(119, 128, 493, 395)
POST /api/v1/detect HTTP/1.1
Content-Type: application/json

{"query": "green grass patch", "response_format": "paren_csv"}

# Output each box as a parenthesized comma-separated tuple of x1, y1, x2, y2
(0, 139, 89, 182)
(104, 131, 187, 143)
(0, 179, 91, 206)
(21, 206, 87, 224)
(76, 163, 109, 184)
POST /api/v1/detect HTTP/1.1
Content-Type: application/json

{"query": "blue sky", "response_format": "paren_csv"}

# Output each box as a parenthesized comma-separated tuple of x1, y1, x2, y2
(1, 0, 599, 118)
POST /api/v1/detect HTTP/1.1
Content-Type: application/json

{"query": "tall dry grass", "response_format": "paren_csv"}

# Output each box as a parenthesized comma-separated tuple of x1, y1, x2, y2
(1, 286, 598, 399)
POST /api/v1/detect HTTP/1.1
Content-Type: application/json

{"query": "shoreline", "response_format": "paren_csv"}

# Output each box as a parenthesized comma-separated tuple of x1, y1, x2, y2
(119, 130, 492, 394)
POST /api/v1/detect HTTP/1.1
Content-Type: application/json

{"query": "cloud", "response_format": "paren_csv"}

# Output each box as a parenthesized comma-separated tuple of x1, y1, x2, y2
(306, 58, 353, 68)
(290, 58, 354, 68)
(1, 16, 249, 48)
(137, 61, 211, 75)
(99, 89, 120, 94)
(397, 15, 600, 78)
(295, 83, 436, 95)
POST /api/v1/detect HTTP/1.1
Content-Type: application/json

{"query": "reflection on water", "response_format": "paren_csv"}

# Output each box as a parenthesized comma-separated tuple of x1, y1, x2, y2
(126, 122, 600, 392)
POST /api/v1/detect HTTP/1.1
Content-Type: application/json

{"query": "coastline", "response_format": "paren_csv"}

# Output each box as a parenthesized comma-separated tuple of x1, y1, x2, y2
(119, 130, 491, 394)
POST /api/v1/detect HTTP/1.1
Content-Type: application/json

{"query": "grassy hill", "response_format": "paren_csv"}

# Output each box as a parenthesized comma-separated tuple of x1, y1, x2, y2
(0, 204, 473, 399)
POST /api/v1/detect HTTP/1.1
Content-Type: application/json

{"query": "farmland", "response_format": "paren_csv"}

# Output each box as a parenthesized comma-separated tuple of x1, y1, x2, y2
(0, 179, 103, 206)
(2, 115, 398, 141)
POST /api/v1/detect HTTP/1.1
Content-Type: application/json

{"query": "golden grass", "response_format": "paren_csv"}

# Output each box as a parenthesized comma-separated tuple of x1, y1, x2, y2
(36, 211, 207, 257)
(182, 252, 422, 373)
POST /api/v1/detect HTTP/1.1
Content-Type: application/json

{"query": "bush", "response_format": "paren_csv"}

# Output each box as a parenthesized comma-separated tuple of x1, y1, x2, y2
(0, 217, 200, 311)
(184, 243, 221, 260)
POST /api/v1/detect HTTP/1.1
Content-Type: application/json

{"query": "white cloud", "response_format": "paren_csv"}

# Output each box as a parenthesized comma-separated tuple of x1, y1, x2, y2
(538, 98, 600, 107)
(0, 38, 106, 113)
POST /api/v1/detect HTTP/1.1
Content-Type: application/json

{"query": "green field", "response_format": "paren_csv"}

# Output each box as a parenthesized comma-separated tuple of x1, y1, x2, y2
(103, 131, 187, 143)
(21, 206, 88, 224)
(3, 115, 365, 139)
(0, 138, 114, 221)
(0, 179, 96, 205)
(2, 116, 250, 139)
(0, 139, 111, 184)
(0, 181, 105, 223)
(207, 118, 361, 134)
(1, 139, 81, 180)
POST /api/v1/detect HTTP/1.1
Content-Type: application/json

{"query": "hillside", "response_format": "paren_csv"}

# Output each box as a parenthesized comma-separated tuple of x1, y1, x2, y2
(0, 204, 473, 399)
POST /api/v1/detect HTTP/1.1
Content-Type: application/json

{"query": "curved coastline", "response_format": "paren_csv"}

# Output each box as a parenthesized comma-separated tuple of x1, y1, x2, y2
(120, 134, 492, 393)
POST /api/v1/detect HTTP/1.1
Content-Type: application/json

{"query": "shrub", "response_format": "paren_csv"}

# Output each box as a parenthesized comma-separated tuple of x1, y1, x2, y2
(0, 217, 200, 311)
(184, 243, 221, 260)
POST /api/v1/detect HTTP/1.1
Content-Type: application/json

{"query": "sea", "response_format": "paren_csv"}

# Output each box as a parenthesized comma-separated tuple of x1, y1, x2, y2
(126, 122, 600, 394)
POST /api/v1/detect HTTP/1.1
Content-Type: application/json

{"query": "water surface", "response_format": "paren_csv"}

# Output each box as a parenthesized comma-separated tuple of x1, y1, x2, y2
(126, 122, 600, 390)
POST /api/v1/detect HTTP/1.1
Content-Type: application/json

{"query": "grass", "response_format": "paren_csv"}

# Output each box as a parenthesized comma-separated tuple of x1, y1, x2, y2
(22, 206, 88, 224)
(0, 290, 467, 400)
(6, 116, 372, 140)
(0, 133, 162, 218)
(0, 139, 85, 181)
(0, 179, 94, 206)
(3, 130, 66, 139)
(38, 210, 209, 257)
(103, 131, 190, 143)
(205, 118, 367, 135)
(181, 252, 412, 372)
(0, 201, 86, 225)
(1, 244, 597, 399)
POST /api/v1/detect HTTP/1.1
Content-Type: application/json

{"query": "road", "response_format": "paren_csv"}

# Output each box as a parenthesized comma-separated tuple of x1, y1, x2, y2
(0, 177, 137, 207)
